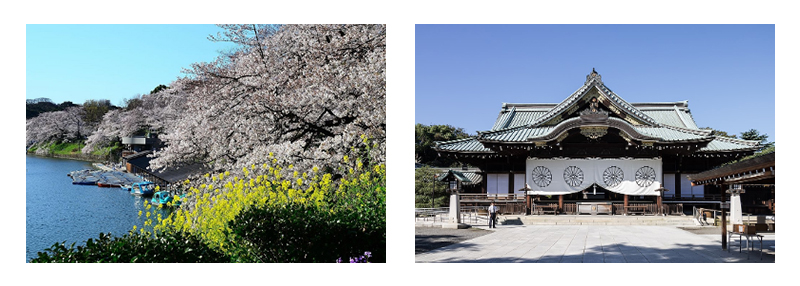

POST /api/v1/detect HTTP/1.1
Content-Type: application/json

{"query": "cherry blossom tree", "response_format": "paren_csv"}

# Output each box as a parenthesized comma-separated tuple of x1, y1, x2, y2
(26, 106, 91, 147)
(148, 24, 386, 172)
(81, 85, 186, 153)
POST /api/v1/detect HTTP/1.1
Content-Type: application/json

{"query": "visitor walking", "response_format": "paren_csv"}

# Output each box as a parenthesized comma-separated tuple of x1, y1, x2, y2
(702, 211, 708, 225)
(488, 202, 498, 228)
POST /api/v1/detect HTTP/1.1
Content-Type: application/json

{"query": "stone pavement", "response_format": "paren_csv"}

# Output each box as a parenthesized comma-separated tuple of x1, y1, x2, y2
(415, 225, 775, 263)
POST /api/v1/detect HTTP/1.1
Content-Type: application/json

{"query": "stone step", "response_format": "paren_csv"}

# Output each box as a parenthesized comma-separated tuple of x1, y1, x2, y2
(499, 215, 696, 226)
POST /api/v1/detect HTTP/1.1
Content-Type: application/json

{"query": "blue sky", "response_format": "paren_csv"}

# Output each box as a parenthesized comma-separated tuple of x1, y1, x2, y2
(26, 24, 236, 106)
(415, 24, 775, 143)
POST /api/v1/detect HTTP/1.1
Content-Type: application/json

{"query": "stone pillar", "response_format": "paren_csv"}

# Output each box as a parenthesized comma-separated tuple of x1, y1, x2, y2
(449, 191, 460, 224)
(443, 191, 468, 229)
(731, 192, 743, 225)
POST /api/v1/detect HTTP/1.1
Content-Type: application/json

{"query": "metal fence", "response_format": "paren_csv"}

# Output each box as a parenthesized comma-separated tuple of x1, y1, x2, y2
(415, 207, 492, 224)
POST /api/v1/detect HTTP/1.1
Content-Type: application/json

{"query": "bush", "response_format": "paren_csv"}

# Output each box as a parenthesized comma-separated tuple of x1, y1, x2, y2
(228, 159, 386, 262)
(29, 231, 229, 263)
(142, 151, 385, 262)
(229, 201, 385, 262)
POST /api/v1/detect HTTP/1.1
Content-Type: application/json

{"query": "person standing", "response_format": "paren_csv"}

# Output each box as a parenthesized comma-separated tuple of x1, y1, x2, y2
(488, 202, 498, 228)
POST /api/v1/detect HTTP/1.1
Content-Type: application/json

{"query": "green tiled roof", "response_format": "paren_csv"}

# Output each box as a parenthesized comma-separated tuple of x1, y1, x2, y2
(493, 102, 700, 131)
(698, 136, 761, 152)
(632, 125, 711, 142)
(434, 138, 493, 153)
(437, 170, 473, 182)
(435, 71, 761, 154)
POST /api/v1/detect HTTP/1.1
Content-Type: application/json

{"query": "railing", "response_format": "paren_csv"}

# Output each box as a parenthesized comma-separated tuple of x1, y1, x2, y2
(664, 204, 684, 215)
(128, 164, 169, 189)
(414, 208, 449, 223)
(696, 207, 776, 228)
(498, 203, 526, 214)
(460, 193, 526, 201)
(663, 194, 723, 201)
(414, 207, 492, 224)
(460, 206, 489, 224)
(532, 203, 560, 215)
(527, 203, 683, 216)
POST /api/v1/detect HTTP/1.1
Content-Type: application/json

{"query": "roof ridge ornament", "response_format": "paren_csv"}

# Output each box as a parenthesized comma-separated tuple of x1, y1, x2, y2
(586, 68, 602, 84)
(579, 97, 610, 123)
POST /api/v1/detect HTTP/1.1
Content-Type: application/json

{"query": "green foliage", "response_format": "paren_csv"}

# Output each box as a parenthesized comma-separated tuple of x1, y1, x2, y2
(415, 123, 471, 167)
(29, 231, 228, 263)
(702, 127, 737, 138)
(150, 84, 168, 94)
(90, 141, 122, 156)
(32, 137, 385, 263)
(82, 99, 111, 126)
(139, 140, 385, 263)
(26, 100, 78, 119)
(47, 142, 84, 155)
(414, 166, 450, 208)
(229, 198, 385, 262)
(739, 128, 774, 150)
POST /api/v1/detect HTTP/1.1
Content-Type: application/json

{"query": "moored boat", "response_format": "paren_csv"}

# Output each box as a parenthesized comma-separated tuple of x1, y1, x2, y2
(151, 191, 184, 207)
(97, 180, 122, 188)
(130, 182, 156, 196)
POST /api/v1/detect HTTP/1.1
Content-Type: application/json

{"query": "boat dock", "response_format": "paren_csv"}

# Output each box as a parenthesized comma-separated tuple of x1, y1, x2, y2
(68, 169, 145, 187)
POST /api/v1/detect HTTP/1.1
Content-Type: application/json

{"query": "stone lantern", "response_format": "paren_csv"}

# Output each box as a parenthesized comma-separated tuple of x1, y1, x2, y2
(438, 170, 471, 229)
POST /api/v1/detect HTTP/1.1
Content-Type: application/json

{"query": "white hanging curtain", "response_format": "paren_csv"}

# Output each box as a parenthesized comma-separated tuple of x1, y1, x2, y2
(526, 157, 662, 196)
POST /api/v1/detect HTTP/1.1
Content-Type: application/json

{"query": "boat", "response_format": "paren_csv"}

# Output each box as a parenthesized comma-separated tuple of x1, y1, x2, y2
(130, 181, 156, 196)
(151, 191, 184, 207)
(72, 177, 99, 185)
(120, 184, 132, 192)
(97, 180, 122, 188)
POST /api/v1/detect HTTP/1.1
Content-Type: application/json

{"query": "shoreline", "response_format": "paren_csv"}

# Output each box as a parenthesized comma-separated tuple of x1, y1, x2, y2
(25, 152, 116, 164)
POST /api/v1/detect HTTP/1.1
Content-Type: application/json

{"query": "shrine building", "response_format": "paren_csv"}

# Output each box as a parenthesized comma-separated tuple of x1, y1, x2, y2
(433, 70, 763, 215)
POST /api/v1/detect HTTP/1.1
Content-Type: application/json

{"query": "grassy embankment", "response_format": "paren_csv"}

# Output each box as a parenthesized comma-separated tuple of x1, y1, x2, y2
(28, 141, 122, 161)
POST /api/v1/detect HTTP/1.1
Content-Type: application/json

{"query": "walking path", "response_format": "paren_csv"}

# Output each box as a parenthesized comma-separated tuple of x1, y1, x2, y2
(415, 225, 774, 263)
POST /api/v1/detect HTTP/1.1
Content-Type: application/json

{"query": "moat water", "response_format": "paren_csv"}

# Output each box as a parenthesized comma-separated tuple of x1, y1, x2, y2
(25, 154, 165, 262)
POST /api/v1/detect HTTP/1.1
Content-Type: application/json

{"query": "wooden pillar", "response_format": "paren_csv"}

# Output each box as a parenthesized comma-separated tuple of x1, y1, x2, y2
(526, 194, 531, 215)
(508, 172, 514, 196)
(558, 195, 563, 213)
(675, 157, 683, 198)
(624, 195, 629, 215)
(721, 184, 727, 250)
(657, 195, 663, 215)
(481, 172, 487, 194)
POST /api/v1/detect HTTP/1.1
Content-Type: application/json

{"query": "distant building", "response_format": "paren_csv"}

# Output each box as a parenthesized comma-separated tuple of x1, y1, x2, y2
(121, 135, 161, 157)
